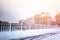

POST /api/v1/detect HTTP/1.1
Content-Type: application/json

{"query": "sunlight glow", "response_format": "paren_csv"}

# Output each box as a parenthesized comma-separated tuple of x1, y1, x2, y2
(1, 0, 60, 22)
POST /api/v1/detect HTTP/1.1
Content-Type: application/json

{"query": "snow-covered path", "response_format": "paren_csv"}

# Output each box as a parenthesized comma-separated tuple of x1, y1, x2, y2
(0, 28, 60, 40)
(42, 32, 60, 40)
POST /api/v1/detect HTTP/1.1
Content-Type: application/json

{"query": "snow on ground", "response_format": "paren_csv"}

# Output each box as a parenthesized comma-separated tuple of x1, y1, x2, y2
(42, 32, 60, 40)
(0, 28, 60, 40)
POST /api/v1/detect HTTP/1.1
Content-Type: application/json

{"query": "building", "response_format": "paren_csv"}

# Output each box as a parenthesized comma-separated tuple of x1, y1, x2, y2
(34, 12, 51, 25)
(24, 17, 35, 24)
(55, 13, 60, 26)
(23, 17, 35, 29)
(51, 20, 56, 26)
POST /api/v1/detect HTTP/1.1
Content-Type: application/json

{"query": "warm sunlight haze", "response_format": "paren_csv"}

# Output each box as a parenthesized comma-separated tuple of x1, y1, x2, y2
(0, 0, 60, 22)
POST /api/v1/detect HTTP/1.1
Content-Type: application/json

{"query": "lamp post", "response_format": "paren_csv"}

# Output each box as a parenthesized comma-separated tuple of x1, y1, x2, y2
(21, 19, 24, 30)
(10, 22, 11, 31)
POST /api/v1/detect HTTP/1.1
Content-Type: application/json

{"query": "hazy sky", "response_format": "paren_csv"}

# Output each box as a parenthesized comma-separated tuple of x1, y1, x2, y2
(0, 0, 60, 23)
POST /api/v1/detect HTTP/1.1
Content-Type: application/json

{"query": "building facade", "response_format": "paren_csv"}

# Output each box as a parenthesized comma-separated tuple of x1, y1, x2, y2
(34, 12, 51, 25)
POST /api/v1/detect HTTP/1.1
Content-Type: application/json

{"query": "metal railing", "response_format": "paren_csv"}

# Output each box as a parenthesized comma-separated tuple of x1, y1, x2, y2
(0, 24, 58, 32)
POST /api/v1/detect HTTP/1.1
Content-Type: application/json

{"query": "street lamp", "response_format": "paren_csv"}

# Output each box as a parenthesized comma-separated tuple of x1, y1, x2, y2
(10, 22, 11, 31)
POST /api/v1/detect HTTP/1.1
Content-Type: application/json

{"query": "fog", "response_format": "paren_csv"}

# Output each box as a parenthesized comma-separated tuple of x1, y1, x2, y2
(0, 0, 60, 23)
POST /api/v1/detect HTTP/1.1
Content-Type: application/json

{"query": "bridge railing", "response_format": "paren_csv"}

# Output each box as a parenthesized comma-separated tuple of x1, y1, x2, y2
(0, 23, 59, 32)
